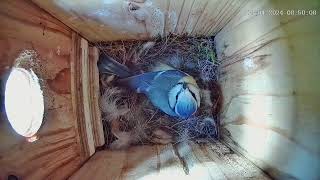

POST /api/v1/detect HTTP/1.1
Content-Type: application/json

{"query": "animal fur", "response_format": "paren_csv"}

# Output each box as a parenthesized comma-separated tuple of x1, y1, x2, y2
(98, 35, 221, 150)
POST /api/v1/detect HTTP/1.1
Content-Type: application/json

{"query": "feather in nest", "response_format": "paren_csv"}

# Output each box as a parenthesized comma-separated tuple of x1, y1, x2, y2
(98, 35, 222, 150)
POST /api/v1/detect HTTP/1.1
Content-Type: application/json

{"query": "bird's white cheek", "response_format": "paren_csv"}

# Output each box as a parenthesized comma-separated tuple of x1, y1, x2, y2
(168, 84, 183, 109)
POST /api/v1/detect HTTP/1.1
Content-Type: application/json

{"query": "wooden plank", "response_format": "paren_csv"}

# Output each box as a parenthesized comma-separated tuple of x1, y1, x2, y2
(30, 0, 252, 40)
(215, 0, 320, 179)
(191, 0, 223, 36)
(175, 0, 195, 34)
(31, 0, 148, 41)
(70, 145, 159, 180)
(165, 0, 184, 35)
(71, 33, 96, 159)
(201, 0, 233, 35)
(184, 0, 209, 35)
(222, 135, 294, 179)
(203, 1, 238, 35)
(89, 47, 105, 147)
(80, 38, 96, 156)
(71, 142, 271, 180)
(31, 0, 248, 40)
(0, 1, 84, 179)
(70, 32, 86, 161)
(173, 141, 270, 179)
(119, 145, 159, 179)
(157, 144, 187, 178)
(69, 149, 127, 180)
(206, 142, 271, 179)
(174, 141, 227, 179)
(187, 142, 228, 180)
(71, 144, 189, 180)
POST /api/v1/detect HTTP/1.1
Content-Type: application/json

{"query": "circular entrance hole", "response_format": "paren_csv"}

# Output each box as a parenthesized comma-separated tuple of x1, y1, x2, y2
(4, 67, 44, 138)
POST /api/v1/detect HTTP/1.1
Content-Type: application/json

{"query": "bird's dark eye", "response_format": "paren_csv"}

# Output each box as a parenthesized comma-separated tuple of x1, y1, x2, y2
(189, 89, 197, 101)
(175, 83, 184, 100)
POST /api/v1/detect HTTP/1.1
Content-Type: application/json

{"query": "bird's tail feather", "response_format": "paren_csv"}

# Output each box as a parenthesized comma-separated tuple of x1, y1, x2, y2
(98, 54, 132, 78)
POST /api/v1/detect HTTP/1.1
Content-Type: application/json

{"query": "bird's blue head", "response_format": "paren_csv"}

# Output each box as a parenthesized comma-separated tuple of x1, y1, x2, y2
(169, 81, 200, 119)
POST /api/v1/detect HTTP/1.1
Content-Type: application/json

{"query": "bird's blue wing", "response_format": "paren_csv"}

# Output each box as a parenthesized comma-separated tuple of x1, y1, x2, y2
(118, 70, 187, 93)
(98, 54, 132, 78)
(146, 70, 188, 117)
(146, 70, 188, 95)
(118, 70, 190, 117)
(147, 87, 178, 117)
(117, 71, 160, 93)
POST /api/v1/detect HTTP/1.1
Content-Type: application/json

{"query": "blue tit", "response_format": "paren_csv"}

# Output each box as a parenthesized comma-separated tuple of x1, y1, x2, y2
(98, 54, 201, 119)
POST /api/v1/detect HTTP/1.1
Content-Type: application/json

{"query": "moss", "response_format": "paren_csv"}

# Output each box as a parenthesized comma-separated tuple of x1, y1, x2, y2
(96, 34, 222, 149)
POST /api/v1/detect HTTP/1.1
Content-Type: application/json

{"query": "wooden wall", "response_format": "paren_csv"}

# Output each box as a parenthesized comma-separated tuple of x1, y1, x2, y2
(215, 0, 320, 179)
(31, 0, 248, 42)
(70, 142, 270, 180)
(0, 1, 103, 179)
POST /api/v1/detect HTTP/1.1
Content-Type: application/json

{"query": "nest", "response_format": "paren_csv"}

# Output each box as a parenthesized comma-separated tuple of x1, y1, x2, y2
(96, 34, 223, 150)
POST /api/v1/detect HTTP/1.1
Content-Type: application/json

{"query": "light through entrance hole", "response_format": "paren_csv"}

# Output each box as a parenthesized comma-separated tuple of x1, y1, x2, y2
(4, 67, 44, 140)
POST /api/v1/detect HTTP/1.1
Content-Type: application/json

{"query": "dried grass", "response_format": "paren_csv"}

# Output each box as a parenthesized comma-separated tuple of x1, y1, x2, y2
(96, 34, 219, 82)
(99, 87, 130, 121)
(96, 34, 222, 150)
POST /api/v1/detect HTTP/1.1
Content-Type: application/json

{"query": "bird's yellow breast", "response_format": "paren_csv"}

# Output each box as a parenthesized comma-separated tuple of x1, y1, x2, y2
(179, 76, 198, 87)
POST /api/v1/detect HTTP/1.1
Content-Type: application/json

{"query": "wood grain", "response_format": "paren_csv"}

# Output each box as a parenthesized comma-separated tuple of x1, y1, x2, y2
(175, 0, 196, 34)
(215, 0, 320, 179)
(31, 0, 251, 41)
(80, 38, 95, 156)
(0, 0, 84, 179)
(70, 33, 95, 160)
(89, 47, 105, 147)
(70, 142, 270, 180)
(31, 0, 147, 42)
(184, 0, 209, 35)
(70, 35, 104, 157)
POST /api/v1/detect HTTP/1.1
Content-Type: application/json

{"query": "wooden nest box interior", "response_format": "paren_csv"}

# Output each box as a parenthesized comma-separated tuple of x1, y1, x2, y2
(0, 0, 319, 180)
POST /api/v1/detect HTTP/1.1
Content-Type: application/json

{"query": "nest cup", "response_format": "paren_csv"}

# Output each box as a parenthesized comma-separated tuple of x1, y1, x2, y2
(97, 35, 223, 149)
